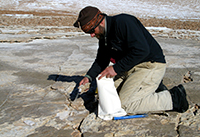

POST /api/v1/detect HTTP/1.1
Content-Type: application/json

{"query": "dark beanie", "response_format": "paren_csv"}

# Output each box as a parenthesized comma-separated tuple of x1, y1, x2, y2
(73, 6, 104, 33)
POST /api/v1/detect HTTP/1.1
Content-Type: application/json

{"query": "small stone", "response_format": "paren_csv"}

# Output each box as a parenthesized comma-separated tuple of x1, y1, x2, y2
(71, 129, 82, 137)
(160, 119, 169, 125)
(24, 120, 35, 126)
(104, 133, 114, 137)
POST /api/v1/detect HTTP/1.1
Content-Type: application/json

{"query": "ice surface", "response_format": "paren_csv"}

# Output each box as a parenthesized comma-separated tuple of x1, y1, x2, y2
(0, 0, 199, 19)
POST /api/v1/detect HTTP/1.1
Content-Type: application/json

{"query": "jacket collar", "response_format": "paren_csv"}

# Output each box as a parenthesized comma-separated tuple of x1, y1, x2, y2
(104, 16, 113, 46)
(105, 16, 112, 37)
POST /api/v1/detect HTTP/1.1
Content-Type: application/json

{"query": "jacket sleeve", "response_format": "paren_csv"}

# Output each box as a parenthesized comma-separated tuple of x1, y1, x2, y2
(86, 40, 111, 81)
(113, 16, 150, 74)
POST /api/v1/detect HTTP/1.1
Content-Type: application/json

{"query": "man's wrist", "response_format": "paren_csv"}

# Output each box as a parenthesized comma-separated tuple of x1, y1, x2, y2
(84, 75, 92, 82)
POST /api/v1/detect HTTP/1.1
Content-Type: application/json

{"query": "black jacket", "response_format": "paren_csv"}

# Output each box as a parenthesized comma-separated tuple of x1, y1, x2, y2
(86, 14, 166, 81)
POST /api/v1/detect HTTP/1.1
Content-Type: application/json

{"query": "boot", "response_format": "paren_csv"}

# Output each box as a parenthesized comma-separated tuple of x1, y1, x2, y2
(155, 80, 168, 93)
(169, 84, 189, 113)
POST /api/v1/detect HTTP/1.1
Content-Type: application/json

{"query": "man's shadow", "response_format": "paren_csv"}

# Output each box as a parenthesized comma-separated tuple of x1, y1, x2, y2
(47, 74, 97, 112)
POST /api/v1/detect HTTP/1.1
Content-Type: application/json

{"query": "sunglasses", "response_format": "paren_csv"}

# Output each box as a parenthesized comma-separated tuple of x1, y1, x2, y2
(86, 13, 106, 34)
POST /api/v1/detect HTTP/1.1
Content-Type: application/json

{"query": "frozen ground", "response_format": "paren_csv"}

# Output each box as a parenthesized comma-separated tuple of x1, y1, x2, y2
(0, 35, 200, 137)
(0, 0, 200, 20)
(0, 1, 200, 137)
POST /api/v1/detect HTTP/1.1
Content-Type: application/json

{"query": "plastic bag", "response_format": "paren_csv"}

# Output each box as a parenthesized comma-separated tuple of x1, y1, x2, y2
(96, 75, 127, 120)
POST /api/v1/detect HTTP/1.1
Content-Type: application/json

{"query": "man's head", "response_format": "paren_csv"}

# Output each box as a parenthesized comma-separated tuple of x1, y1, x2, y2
(73, 6, 105, 39)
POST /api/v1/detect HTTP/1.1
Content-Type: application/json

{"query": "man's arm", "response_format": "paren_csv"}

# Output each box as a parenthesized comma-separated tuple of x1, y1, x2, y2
(82, 40, 111, 83)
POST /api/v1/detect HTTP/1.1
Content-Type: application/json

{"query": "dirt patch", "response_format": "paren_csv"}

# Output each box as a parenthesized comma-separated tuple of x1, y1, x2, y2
(140, 18, 199, 31)
(0, 10, 73, 16)
(0, 10, 199, 31)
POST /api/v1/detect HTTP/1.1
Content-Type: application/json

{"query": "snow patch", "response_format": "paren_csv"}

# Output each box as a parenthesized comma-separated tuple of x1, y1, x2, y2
(0, 0, 199, 20)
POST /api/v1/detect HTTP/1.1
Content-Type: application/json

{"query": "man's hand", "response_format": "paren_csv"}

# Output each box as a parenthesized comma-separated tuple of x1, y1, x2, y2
(98, 66, 117, 80)
(79, 77, 89, 86)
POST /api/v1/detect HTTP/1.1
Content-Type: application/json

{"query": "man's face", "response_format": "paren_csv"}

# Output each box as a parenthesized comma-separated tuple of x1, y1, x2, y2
(90, 24, 105, 40)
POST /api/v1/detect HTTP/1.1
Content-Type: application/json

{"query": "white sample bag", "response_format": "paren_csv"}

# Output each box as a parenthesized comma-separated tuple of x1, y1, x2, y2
(96, 75, 127, 120)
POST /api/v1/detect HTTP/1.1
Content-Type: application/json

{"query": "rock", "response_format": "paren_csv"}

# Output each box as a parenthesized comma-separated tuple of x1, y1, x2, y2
(183, 71, 193, 83)
(82, 132, 107, 137)
(24, 120, 35, 126)
(67, 109, 89, 129)
(177, 106, 200, 136)
(80, 113, 100, 133)
(71, 130, 82, 137)
(27, 126, 78, 137)
(70, 98, 86, 110)
(0, 26, 200, 137)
